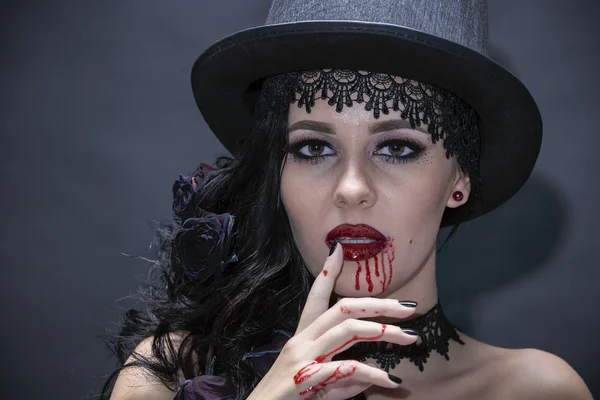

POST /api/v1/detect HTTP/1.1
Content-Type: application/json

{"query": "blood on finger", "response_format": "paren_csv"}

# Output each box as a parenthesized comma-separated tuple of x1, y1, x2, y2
(338, 305, 381, 315)
(294, 361, 322, 384)
(315, 325, 386, 363)
(297, 361, 358, 397)
(293, 326, 387, 397)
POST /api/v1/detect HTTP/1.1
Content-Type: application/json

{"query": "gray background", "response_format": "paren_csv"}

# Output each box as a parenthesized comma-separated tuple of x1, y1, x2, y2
(1, 1, 598, 399)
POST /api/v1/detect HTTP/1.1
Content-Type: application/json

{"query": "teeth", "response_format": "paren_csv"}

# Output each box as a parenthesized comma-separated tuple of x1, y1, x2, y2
(336, 238, 377, 244)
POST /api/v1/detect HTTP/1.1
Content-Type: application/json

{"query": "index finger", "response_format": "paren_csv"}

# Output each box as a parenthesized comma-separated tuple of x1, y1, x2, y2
(295, 241, 343, 335)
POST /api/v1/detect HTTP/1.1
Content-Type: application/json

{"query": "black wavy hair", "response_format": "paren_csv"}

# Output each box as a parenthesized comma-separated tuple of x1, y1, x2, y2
(97, 73, 469, 400)
(98, 74, 315, 399)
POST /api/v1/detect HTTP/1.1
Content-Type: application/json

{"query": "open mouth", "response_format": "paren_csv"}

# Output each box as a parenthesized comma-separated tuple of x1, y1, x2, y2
(335, 238, 378, 244)
(326, 224, 388, 261)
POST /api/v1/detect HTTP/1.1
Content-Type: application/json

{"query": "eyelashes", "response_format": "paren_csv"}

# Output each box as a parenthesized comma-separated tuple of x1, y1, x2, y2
(283, 138, 335, 165)
(282, 136, 426, 165)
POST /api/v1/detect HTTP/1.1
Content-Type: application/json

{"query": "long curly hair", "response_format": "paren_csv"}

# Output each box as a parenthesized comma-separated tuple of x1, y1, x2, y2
(98, 74, 313, 399)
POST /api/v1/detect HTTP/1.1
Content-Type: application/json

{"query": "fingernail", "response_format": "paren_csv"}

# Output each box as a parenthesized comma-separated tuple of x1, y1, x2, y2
(398, 300, 418, 307)
(402, 328, 419, 336)
(329, 240, 338, 256)
(388, 374, 402, 384)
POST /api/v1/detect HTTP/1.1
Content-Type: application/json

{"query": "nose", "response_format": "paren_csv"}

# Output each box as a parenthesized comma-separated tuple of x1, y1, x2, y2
(333, 164, 377, 209)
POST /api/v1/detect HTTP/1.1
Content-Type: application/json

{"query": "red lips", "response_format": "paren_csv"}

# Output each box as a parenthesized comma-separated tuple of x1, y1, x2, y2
(325, 224, 388, 261)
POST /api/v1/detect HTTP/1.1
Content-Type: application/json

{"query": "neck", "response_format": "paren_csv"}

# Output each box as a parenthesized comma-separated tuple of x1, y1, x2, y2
(336, 243, 467, 382)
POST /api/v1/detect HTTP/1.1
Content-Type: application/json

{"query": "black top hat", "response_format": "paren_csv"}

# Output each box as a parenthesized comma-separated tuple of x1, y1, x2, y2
(190, 0, 543, 225)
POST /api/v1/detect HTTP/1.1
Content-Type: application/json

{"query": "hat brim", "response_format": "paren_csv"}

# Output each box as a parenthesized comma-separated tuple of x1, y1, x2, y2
(191, 21, 542, 226)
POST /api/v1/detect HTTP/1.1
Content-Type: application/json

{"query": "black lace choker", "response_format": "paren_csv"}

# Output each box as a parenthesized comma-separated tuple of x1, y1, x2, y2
(333, 301, 464, 372)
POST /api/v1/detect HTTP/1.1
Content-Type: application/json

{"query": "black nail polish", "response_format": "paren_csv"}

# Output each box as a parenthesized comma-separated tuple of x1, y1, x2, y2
(398, 300, 418, 307)
(402, 329, 419, 336)
(329, 240, 338, 256)
(388, 374, 403, 384)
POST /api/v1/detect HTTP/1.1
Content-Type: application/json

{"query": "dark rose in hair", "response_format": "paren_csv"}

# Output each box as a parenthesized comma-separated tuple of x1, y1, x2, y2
(177, 374, 235, 399)
(174, 210, 237, 282)
(172, 163, 216, 222)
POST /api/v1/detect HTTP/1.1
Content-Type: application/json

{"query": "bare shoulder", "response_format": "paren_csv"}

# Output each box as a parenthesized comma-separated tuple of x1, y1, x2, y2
(110, 331, 192, 400)
(493, 348, 593, 400)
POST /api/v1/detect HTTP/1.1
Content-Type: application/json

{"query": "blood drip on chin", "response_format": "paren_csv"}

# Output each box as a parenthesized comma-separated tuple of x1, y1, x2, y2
(354, 262, 362, 290)
(365, 259, 373, 292)
(385, 240, 395, 290)
(354, 237, 395, 293)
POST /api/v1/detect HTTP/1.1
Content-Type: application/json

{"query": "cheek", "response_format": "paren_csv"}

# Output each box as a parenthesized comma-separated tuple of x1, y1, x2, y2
(377, 180, 443, 253)
(377, 159, 455, 254)
(280, 167, 313, 220)
(280, 169, 319, 254)
(381, 161, 451, 214)
(280, 166, 334, 277)
(280, 157, 331, 221)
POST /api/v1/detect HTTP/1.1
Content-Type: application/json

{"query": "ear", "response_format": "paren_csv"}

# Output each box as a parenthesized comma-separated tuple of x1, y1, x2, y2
(446, 168, 471, 209)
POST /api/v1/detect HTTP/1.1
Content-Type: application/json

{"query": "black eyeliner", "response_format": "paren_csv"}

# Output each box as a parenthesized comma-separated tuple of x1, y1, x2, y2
(283, 137, 330, 153)
(284, 135, 427, 164)
(373, 137, 426, 163)
(283, 136, 335, 163)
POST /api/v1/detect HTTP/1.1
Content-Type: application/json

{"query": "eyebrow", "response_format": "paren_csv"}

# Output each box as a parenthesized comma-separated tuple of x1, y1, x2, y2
(288, 119, 428, 135)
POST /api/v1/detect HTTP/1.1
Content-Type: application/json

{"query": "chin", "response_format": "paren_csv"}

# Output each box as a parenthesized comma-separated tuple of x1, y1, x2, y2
(339, 241, 398, 293)
(334, 284, 385, 298)
(328, 258, 392, 297)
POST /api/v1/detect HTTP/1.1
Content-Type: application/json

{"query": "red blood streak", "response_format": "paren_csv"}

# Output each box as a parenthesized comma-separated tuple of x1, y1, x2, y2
(352, 237, 394, 293)
(355, 261, 362, 290)
(294, 326, 387, 396)
(340, 305, 351, 314)
(294, 361, 321, 384)
(374, 311, 380, 314)
(365, 258, 374, 292)
(298, 362, 358, 397)
(382, 254, 391, 292)
(387, 243, 395, 288)
(314, 324, 387, 363)
(361, 308, 366, 312)
(322, 270, 328, 276)
(381, 253, 387, 291)
(379, 237, 395, 292)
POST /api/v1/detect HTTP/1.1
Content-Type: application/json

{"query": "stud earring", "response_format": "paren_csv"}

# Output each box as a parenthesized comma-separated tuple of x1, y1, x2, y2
(453, 191, 464, 202)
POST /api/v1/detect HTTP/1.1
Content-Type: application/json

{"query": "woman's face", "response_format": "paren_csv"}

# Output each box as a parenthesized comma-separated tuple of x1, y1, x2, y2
(280, 98, 470, 298)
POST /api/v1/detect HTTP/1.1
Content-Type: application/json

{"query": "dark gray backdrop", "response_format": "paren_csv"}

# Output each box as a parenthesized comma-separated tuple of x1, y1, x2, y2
(1, 1, 598, 399)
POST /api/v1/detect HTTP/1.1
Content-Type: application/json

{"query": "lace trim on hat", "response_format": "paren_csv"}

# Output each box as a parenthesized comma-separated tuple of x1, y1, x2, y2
(281, 69, 482, 203)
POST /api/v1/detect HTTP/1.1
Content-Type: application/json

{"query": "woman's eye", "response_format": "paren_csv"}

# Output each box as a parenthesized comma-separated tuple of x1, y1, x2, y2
(375, 143, 414, 158)
(298, 143, 335, 157)
(284, 138, 422, 165)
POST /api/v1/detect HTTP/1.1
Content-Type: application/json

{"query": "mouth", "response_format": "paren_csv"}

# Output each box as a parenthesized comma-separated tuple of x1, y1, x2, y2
(325, 224, 388, 261)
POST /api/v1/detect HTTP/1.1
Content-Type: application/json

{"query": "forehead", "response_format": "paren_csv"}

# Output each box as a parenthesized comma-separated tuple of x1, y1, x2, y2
(286, 70, 410, 124)
(288, 97, 400, 126)
(287, 97, 430, 136)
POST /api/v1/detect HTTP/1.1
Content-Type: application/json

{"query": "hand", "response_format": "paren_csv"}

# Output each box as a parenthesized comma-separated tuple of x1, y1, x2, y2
(248, 241, 419, 400)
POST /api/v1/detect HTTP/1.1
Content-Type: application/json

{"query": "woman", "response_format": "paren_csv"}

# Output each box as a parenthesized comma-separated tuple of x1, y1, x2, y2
(102, 0, 592, 399)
